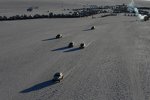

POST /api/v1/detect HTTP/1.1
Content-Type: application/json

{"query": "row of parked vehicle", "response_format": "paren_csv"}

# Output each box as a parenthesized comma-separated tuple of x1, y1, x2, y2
(53, 26, 96, 83)
(55, 34, 86, 49)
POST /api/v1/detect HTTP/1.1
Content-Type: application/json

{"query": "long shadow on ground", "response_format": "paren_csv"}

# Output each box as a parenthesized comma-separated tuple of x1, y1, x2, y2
(52, 46, 70, 51)
(64, 48, 81, 52)
(83, 29, 92, 31)
(20, 80, 56, 93)
(42, 38, 56, 41)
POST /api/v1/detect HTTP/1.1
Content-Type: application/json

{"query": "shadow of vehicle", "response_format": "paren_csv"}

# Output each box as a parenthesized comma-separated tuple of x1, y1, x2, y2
(20, 80, 56, 93)
(42, 38, 56, 41)
(83, 29, 92, 31)
(64, 48, 81, 52)
(52, 46, 69, 51)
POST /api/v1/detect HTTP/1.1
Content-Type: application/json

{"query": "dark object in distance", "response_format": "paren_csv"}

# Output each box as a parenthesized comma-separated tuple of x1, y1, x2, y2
(91, 26, 95, 30)
(56, 34, 62, 39)
(80, 43, 85, 49)
(144, 16, 149, 21)
(68, 42, 74, 48)
(53, 72, 64, 82)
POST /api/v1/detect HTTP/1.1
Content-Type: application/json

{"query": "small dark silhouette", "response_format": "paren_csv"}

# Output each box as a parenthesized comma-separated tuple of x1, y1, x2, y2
(52, 72, 64, 82)
(91, 26, 95, 30)
(56, 34, 62, 39)
(79, 43, 86, 49)
(68, 42, 74, 48)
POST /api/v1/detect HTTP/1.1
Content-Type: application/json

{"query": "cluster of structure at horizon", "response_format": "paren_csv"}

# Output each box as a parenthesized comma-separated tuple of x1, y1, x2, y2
(0, 4, 150, 21)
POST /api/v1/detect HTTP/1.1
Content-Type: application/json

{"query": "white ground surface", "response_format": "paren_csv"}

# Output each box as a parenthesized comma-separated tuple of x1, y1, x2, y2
(1, 1, 150, 100)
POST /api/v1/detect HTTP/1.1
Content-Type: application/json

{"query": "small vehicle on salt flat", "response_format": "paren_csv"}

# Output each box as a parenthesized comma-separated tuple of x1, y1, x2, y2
(68, 42, 74, 48)
(91, 26, 95, 30)
(56, 34, 62, 39)
(79, 43, 85, 49)
(53, 72, 64, 82)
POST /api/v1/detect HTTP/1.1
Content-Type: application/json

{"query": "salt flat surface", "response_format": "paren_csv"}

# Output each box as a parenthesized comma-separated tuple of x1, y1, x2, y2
(1, 1, 150, 100)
